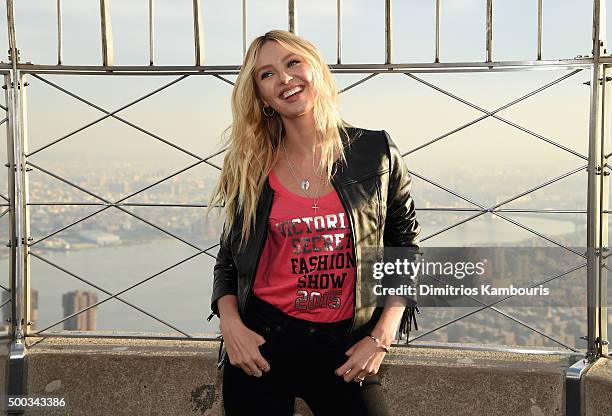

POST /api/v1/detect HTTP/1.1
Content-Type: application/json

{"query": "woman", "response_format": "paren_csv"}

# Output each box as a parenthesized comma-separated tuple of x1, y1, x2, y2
(205, 30, 421, 416)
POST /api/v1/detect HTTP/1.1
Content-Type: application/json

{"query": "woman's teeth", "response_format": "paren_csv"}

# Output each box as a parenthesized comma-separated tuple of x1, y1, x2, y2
(282, 86, 303, 99)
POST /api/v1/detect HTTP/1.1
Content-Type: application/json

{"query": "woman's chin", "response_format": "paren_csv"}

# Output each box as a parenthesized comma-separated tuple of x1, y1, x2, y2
(278, 105, 315, 120)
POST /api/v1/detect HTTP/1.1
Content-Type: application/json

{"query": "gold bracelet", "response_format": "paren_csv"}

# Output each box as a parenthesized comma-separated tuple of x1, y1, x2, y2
(367, 333, 390, 353)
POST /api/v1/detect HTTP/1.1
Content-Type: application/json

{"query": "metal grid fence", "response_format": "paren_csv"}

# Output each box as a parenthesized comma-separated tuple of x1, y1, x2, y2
(1, 0, 610, 365)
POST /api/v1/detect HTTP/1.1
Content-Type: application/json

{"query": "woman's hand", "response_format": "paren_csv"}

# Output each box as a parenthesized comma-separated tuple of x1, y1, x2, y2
(334, 336, 387, 384)
(220, 316, 271, 377)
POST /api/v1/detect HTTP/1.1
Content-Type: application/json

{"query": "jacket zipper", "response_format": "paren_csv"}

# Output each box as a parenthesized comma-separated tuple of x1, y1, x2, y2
(330, 174, 358, 339)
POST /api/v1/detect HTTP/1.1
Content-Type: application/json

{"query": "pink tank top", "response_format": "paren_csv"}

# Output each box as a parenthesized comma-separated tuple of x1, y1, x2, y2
(252, 169, 356, 322)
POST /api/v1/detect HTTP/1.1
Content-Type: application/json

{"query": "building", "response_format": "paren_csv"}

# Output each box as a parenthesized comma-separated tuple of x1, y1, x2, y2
(79, 229, 121, 245)
(62, 290, 98, 331)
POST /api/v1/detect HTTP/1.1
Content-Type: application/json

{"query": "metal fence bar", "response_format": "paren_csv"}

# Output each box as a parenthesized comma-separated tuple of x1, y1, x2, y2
(9, 59, 595, 75)
(3, 71, 16, 339)
(99, 0, 114, 66)
(486, 0, 493, 63)
(56, 0, 62, 65)
(20, 73, 32, 337)
(6, 0, 24, 346)
(435, 0, 441, 63)
(337, 0, 342, 64)
(149, 0, 154, 65)
(537, 0, 543, 60)
(192, 0, 205, 66)
(600, 64, 610, 357)
(385, 0, 392, 64)
(5, 0, 27, 398)
(586, 0, 605, 360)
(289, 0, 297, 34)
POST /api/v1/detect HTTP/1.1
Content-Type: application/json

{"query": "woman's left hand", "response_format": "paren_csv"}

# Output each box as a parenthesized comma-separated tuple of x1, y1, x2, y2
(334, 336, 386, 384)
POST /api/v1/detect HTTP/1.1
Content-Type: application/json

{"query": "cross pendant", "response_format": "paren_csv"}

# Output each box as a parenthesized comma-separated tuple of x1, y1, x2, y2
(312, 202, 319, 213)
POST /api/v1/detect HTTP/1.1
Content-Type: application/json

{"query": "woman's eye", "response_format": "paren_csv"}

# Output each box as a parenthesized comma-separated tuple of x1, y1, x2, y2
(260, 60, 299, 80)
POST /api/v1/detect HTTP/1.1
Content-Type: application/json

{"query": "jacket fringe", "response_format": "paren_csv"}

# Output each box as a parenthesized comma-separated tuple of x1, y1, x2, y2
(397, 305, 420, 343)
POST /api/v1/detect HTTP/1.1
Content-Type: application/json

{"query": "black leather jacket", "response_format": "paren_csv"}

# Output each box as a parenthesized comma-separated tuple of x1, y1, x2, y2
(207, 127, 421, 363)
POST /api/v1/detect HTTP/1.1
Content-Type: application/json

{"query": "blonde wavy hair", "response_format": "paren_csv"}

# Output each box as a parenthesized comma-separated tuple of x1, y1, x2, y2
(205, 30, 353, 252)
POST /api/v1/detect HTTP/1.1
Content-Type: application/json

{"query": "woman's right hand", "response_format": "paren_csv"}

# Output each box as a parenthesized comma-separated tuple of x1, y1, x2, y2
(220, 316, 271, 377)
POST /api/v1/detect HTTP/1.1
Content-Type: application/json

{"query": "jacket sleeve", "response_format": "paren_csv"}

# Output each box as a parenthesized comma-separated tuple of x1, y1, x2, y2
(208, 221, 239, 320)
(381, 130, 422, 341)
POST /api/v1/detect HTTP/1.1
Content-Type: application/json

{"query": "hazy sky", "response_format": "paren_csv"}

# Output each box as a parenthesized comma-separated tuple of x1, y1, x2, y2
(0, 0, 610, 193)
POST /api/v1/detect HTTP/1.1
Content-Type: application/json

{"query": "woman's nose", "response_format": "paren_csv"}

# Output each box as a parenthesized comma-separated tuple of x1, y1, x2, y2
(279, 71, 293, 84)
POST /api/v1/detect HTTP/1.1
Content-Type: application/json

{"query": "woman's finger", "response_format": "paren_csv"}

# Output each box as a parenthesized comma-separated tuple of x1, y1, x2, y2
(353, 372, 368, 386)
(342, 361, 365, 382)
(241, 361, 263, 377)
(253, 352, 271, 373)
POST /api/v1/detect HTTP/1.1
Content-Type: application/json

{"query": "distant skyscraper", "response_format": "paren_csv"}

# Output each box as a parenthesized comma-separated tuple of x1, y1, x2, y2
(62, 290, 98, 331)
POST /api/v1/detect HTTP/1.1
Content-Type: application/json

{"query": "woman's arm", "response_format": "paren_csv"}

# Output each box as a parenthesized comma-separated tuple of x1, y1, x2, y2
(336, 130, 422, 383)
(379, 129, 422, 342)
(369, 295, 407, 348)
(210, 224, 270, 377)
(210, 222, 239, 318)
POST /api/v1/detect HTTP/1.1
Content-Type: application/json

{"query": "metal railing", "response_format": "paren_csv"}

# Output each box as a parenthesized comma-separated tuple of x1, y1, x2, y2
(1, 1, 610, 365)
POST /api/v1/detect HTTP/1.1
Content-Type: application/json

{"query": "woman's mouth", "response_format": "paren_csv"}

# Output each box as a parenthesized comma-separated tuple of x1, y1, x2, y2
(281, 85, 304, 101)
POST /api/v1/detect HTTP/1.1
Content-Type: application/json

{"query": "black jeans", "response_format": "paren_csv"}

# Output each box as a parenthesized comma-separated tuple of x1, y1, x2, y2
(222, 295, 392, 416)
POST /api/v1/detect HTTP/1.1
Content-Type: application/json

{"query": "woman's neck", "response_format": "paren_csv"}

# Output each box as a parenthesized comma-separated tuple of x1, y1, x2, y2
(281, 112, 318, 159)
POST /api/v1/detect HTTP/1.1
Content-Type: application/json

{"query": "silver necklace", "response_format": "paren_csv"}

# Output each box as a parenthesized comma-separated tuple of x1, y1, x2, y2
(282, 141, 325, 214)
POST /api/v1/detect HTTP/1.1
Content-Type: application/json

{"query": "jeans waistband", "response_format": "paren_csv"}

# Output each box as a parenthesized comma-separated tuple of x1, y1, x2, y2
(247, 295, 353, 335)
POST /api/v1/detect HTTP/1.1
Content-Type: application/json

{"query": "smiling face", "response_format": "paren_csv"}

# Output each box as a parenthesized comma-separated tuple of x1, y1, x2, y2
(254, 40, 317, 120)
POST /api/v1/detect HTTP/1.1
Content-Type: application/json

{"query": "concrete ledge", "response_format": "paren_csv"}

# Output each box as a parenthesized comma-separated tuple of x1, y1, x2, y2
(9, 336, 586, 415)
(584, 357, 612, 416)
